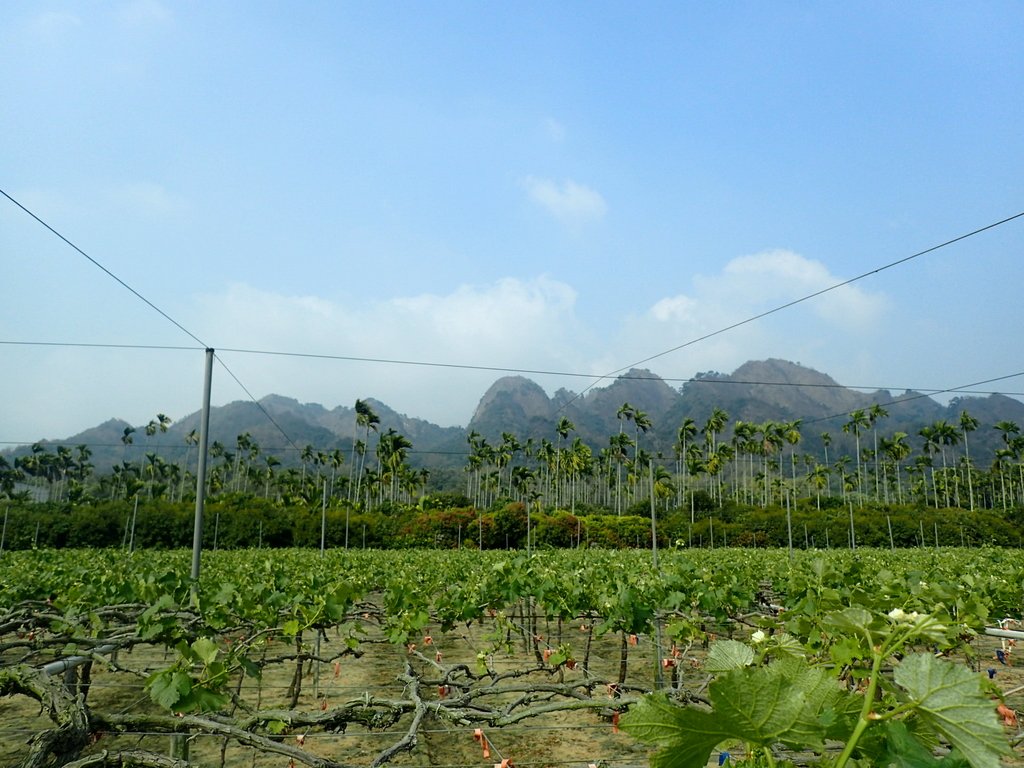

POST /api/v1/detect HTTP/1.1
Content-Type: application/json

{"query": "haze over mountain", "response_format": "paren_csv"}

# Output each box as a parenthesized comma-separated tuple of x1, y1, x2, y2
(6, 360, 1024, 476)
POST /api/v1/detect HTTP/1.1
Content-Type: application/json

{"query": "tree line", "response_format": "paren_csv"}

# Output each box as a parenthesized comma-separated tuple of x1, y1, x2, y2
(3, 399, 1023, 522)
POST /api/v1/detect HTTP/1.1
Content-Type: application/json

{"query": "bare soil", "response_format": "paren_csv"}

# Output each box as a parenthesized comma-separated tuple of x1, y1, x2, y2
(1, 617, 1021, 767)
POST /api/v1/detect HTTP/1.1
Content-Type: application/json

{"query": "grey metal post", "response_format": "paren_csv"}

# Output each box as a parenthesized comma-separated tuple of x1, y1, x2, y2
(648, 461, 659, 570)
(191, 348, 214, 594)
(785, 490, 793, 560)
(128, 495, 139, 553)
(648, 461, 665, 690)
(320, 479, 327, 555)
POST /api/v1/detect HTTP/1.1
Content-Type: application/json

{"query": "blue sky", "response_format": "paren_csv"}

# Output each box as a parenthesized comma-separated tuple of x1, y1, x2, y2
(3, 1, 1023, 442)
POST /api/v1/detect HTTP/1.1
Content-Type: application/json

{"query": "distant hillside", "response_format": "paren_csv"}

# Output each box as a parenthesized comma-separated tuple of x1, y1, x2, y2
(5, 359, 1024, 475)
(466, 359, 1024, 464)
(4, 395, 465, 477)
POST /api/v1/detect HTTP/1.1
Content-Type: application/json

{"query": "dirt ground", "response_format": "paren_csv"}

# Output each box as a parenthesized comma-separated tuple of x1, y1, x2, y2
(1, 617, 1022, 767)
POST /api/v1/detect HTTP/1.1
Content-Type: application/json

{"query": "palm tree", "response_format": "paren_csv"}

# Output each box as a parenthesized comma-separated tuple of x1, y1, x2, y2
(499, 432, 522, 498)
(991, 448, 1014, 511)
(554, 416, 575, 509)
(608, 431, 634, 515)
(958, 410, 979, 512)
(616, 404, 634, 512)
(652, 465, 674, 515)
(535, 439, 555, 504)
(820, 432, 833, 496)
(781, 419, 803, 498)
(115, 427, 136, 499)
(842, 409, 870, 503)
(565, 437, 592, 514)
(925, 420, 959, 508)
(376, 428, 413, 503)
(353, 400, 381, 501)
(1013, 436, 1024, 508)
(675, 417, 698, 504)
(511, 465, 536, 502)
(684, 444, 707, 523)
(867, 404, 888, 501)
(833, 455, 851, 503)
(703, 408, 729, 453)
(705, 443, 734, 506)
(808, 463, 830, 510)
(140, 414, 172, 492)
(730, 421, 757, 504)
(631, 410, 653, 503)
(262, 455, 281, 498)
(617, 402, 635, 431)
(233, 433, 253, 493)
(464, 431, 484, 505)
(882, 432, 911, 504)
(757, 421, 783, 507)
(179, 429, 199, 501)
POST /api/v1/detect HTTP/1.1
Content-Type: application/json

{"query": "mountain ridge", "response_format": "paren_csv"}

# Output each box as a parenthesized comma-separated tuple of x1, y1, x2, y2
(5, 359, 1024, 474)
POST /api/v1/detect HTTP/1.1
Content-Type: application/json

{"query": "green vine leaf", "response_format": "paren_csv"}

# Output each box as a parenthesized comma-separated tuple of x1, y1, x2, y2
(146, 669, 191, 709)
(192, 636, 220, 665)
(893, 653, 1011, 768)
(621, 658, 853, 768)
(620, 693, 731, 768)
(712, 660, 842, 751)
(705, 639, 754, 671)
(874, 721, 971, 768)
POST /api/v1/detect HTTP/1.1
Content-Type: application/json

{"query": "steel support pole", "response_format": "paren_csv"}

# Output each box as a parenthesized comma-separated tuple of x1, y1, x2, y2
(191, 348, 214, 596)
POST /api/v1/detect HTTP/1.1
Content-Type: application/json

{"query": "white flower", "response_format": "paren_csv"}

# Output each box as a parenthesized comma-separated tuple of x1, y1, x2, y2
(888, 608, 907, 621)
(751, 630, 766, 644)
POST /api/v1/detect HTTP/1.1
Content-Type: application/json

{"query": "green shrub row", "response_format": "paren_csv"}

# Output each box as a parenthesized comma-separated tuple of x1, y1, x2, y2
(0, 496, 1019, 551)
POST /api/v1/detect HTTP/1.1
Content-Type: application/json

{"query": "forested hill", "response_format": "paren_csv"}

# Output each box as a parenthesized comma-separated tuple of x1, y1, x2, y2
(466, 358, 1024, 465)
(5, 359, 1024, 472)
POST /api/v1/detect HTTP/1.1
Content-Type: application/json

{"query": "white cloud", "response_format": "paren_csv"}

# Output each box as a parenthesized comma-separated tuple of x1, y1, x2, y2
(601, 249, 891, 381)
(522, 177, 608, 226)
(650, 295, 699, 323)
(181, 253, 888, 430)
(675, 249, 888, 331)
(543, 118, 566, 142)
(116, 0, 172, 26)
(106, 181, 189, 217)
(27, 11, 82, 46)
(190, 277, 587, 426)
(0, 251, 900, 441)
(33, 10, 82, 31)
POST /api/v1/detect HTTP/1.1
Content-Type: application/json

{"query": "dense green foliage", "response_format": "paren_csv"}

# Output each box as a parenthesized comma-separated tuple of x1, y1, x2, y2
(1, 494, 1021, 552)
(1, 546, 1022, 767)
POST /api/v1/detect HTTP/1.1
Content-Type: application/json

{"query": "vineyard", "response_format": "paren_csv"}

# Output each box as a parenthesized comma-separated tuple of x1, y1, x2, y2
(1, 547, 1023, 767)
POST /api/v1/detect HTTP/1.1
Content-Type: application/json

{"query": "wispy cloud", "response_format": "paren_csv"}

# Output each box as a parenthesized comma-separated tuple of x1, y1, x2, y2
(522, 177, 607, 226)
(192, 277, 586, 426)
(30, 10, 82, 43)
(116, 0, 172, 27)
(598, 249, 891, 380)
(106, 181, 189, 217)
(714, 249, 888, 329)
(542, 117, 566, 142)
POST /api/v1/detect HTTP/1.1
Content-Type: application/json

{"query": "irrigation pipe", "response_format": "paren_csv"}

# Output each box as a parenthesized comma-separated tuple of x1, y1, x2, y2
(41, 643, 118, 676)
(984, 627, 1024, 641)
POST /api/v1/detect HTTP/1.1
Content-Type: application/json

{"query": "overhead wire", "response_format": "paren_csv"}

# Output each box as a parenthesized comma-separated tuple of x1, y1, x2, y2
(0, 189, 304, 450)
(802, 369, 1024, 427)
(213, 352, 304, 454)
(4, 340, 1021, 398)
(5, 185, 1024, 452)
(0, 340, 203, 352)
(557, 209, 1024, 409)
(0, 187, 209, 349)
